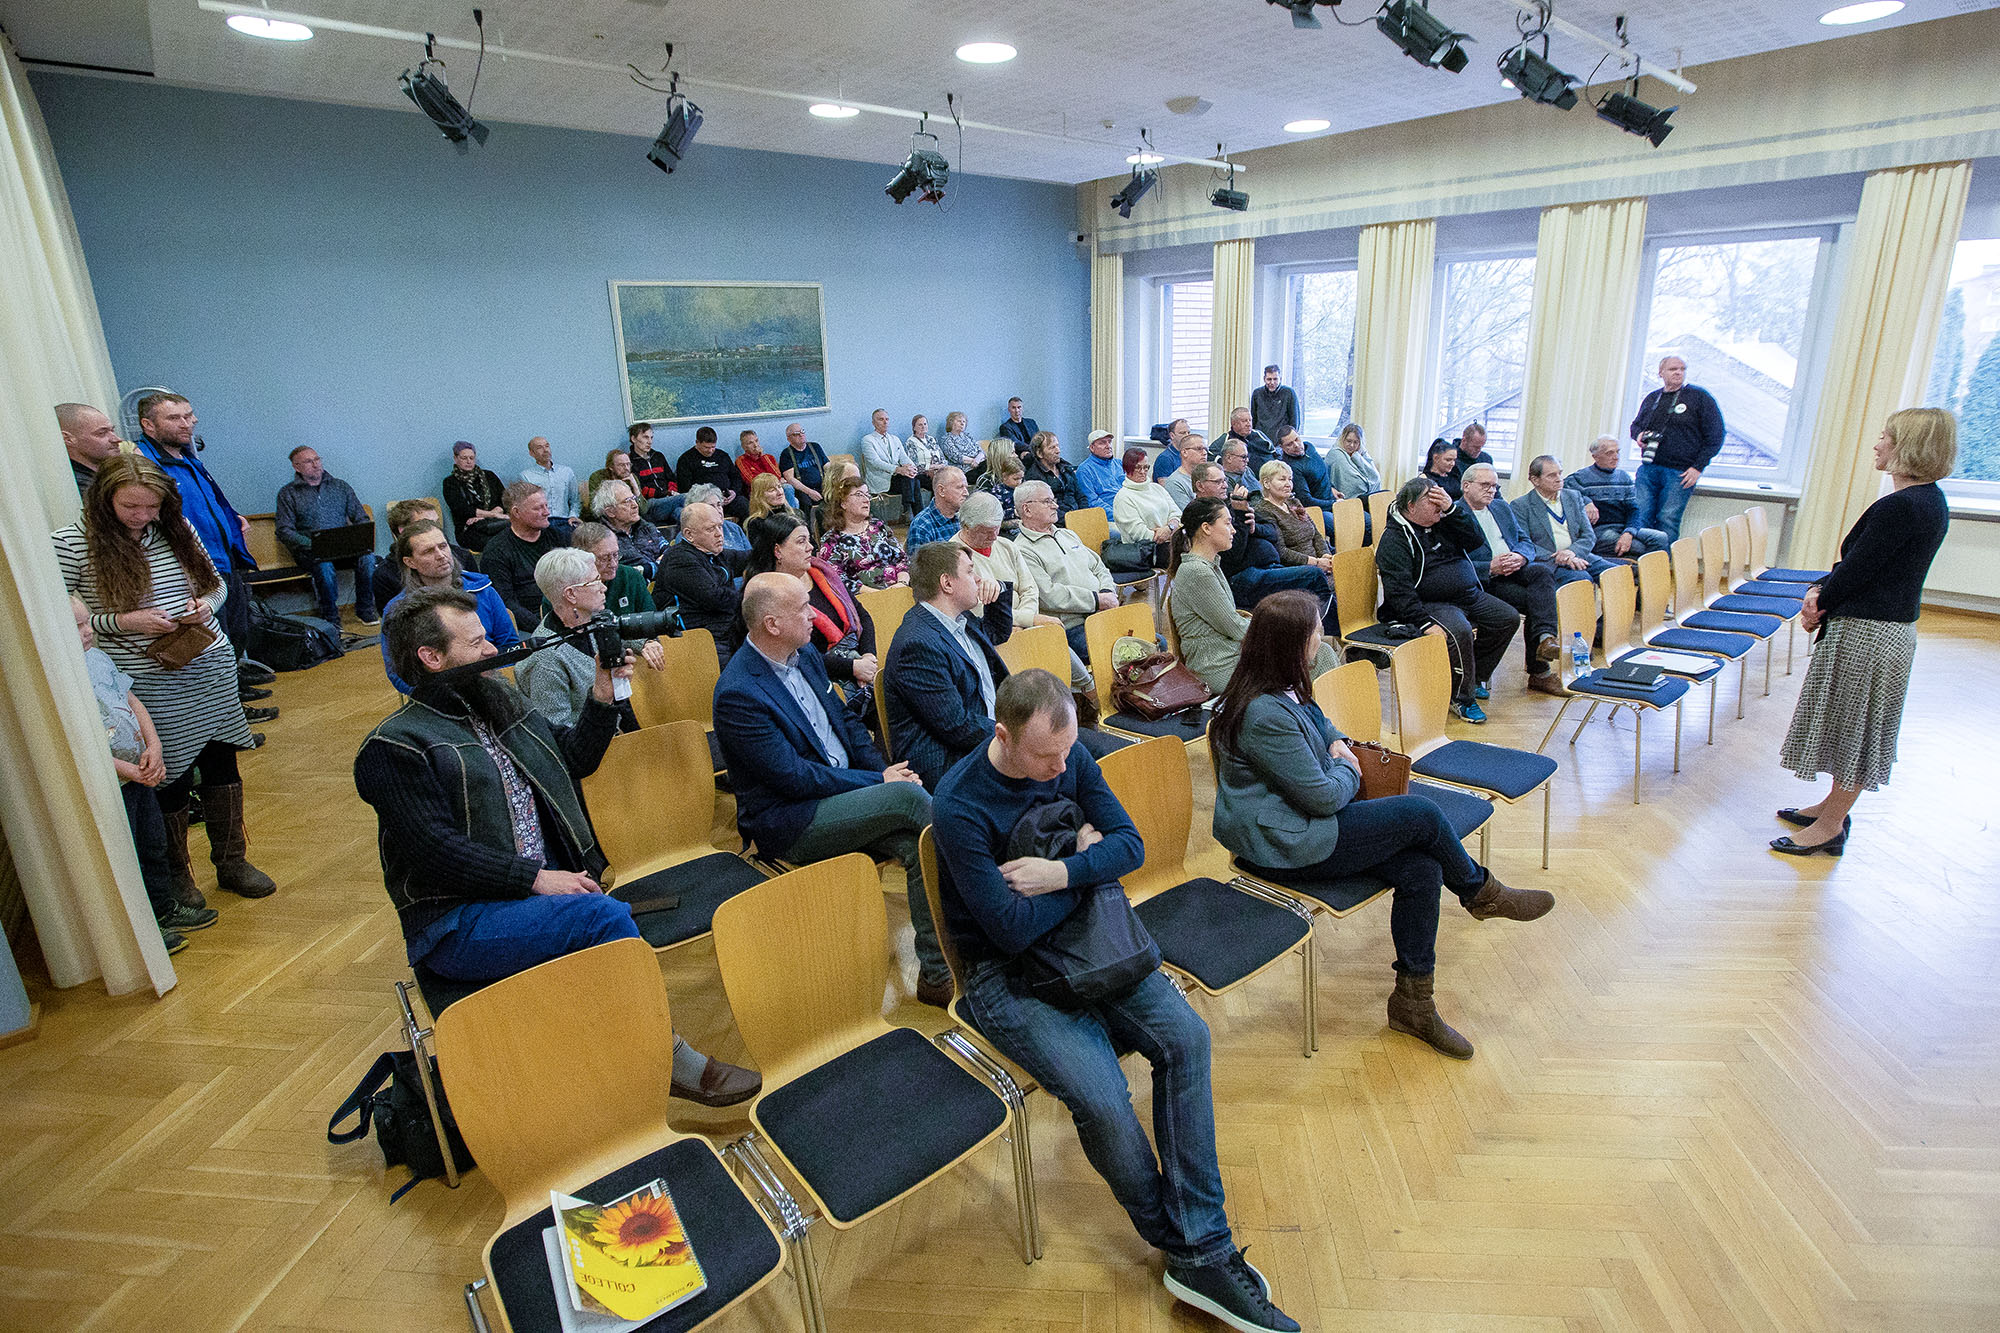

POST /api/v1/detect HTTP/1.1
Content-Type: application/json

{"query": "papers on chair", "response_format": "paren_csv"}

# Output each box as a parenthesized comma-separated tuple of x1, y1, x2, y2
(1623, 649, 1717, 674)
(548, 1181, 706, 1326)
(541, 1230, 648, 1333)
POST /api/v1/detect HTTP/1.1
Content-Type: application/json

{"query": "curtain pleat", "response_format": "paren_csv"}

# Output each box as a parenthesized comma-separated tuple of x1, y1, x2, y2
(1351, 218, 1437, 482)
(1208, 239, 1255, 440)
(1791, 162, 1971, 570)
(1090, 248, 1123, 440)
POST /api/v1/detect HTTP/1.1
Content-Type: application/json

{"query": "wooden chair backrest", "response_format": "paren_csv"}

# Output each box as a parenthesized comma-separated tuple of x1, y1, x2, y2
(915, 829, 969, 994)
(582, 721, 715, 876)
(1724, 513, 1754, 585)
(1599, 563, 1638, 659)
(1745, 505, 1771, 570)
(856, 582, 915, 645)
(1328, 496, 1365, 553)
(1084, 600, 1157, 715)
(996, 622, 1066, 678)
(1388, 631, 1452, 759)
(1159, 585, 1183, 660)
(1063, 506, 1110, 553)
(1554, 577, 1600, 685)
(1093, 735, 1195, 902)
(628, 629, 717, 729)
(1331, 547, 1381, 639)
(1366, 490, 1390, 542)
(433, 938, 678, 1221)
(873, 656, 895, 761)
(1635, 550, 1673, 626)
(1697, 524, 1728, 601)
(1313, 659, 1384, 745)
(1670, 537, 1703, 618)
(710, 854, 890, 1087)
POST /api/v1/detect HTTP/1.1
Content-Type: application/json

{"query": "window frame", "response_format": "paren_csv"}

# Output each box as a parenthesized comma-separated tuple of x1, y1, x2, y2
(1925, 234, 2000, 504)
(1274, 259, 1361, 443)
(1426, 244, 1539, 477)
(1153, 271, 1215, 438)
(1625, 224, 1839, 491)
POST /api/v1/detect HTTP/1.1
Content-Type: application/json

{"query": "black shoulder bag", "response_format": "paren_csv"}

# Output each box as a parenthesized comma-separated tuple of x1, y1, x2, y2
(328, 1050, 475, 1201)
(1006, 800, 1161, 1008)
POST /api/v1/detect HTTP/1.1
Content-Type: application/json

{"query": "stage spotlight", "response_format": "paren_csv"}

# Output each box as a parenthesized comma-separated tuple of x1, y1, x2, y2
(1266, 0, 1339, 29)
(887, 129, 950, 203)
(400, 59, 488, 148)
(1376, 0, 1471, 73)
(1596, 89, 1675, 146)
(1110, 167, 1158, 219)
(647, 90, 704, 173)
(1498, 43, 1579, 109)
(1211, 187, 1250, 212)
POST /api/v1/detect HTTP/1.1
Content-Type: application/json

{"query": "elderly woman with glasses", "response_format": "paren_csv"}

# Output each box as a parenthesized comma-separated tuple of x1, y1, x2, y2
(517, 546, 661, 732)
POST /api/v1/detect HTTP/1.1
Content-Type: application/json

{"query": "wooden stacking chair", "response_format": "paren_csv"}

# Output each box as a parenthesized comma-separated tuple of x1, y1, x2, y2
(709, 856, 1032, 1313)
(389, 968, 487, 1193)
(1097, 737, 1320, 1055)
(1327, 496, 1366, 553)
(1366, 490, 1390, 546)
(1064, 505, 1157, 598)
(1672, 537, 1780, 697)
(1597, 562, 1724, 746)
(1313, 660, 1495, 860)
(1744, 504, 1829, 583)
(1534, 578, 1685, 805)
(1390, 633, 1558, 868)
(581, 721, 769, 950)
(1699, 523, 1799, 673)
(855, 583, 915, 648)
(1634, 550, 1756, 722)
(995, 622, 1068, 678)
(1085, 602, 1207, 743)
(1329, 547, 1406, 662)
(628, 628, 730, 775)
(435, 939, 791, 1333)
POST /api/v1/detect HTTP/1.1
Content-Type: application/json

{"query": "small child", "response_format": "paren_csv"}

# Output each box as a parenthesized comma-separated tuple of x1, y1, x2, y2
(75, 596, 218, 954)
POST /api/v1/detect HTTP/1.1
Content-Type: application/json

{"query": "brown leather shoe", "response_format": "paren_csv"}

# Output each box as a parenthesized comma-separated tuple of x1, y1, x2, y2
(1526, 671, 1568, 698)
(1386, 971, 1473, 1059)
(672, 1056, 762, 1107)
(1466, 873, 1555, 922)
(1535, 633, 1561, 663)
(916, 976, 954, 1008)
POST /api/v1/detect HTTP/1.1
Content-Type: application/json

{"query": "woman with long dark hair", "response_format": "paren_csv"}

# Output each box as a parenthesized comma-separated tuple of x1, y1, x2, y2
(54, 455, 276, 907)
(1208, 591, 1552, 1059)
(747, 513, 879, 722)
(1419, 438, 1462, 502)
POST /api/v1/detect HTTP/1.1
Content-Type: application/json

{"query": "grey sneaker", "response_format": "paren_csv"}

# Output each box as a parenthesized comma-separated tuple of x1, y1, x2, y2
(1164, 1249, 1299, 1333)
(161, 929, 188, 956)
(159, 902, 219, 933)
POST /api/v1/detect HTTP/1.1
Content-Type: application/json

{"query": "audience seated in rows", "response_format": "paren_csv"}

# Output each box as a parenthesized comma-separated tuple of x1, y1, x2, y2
(973, 448, 1025, 524)
(735, 428, 786, 506)
(779, 422, 831, 514)
(1512, 454, 1618, 581)
(818, 471, 909, 593)
(518, 547, 662, 732)
(442, 441, 510, 551)
(952, 492, 1098, 702)
(1217, 437, 1265, 505)
(1022, 431, 1085, 518)
(1210, 406, 1277, 476)
(675, 427, 746, 521)
(565, 521, 655, 619)
(274, 445, 378, 626)
(1418, 439, 1463, 502)
(936, 411, 986, 477)
(582, 447, 636, 521)
(1198, 464, 1328, 616)
(908, 467, 969, 548)
(1375, 478, 1519, 724)
(594, 479, 668, 580)
(1170, 497, 1336, 695)
(861, 408, 922, 515)
(995, 396, 1039, 452)
(1458, 464, 1566, 700)
(744, 514, 878, 730)
(1254, 460, 1336, 607)
(682, 484, 749, 551)
(1325, 422, 1384, 502)
(520, 436, 580, 533)
(745, 474, 795, 524)
(625, 422, 684, 527)
(1151, 418, 1194, 480)
(653, 499, 747, 666)
(1112, 447, 1181, 564)
(374, 499, 469, 613)
(1564, 435, 1668, 557)
(380, 520, 520, 694)
(1013, 480, 1117, 664)
(1161, 433, 1212, 510)
(478, 482, 567, 632)
(1076, 429, 1125, 512)
(885, 542, 1016, 790)
(1273, 426, 1335, 515)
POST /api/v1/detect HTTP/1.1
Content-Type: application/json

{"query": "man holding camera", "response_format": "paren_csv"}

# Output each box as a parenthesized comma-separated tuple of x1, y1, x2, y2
(356, 586, 759, 1106)
(1629, 356, 1725, 543)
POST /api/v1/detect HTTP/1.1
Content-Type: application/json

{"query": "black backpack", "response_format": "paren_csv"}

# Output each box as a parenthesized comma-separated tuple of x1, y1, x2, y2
(328, 1050, 475, 1201)
(248, 602, 344, 672)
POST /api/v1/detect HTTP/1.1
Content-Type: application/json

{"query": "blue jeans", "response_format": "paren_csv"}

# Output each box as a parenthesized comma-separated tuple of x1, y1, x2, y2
(420, 893, 640, 981)
(1227, 563, 1329, 612)
(963, 964, 1234, 1269)
(308, 553, 379, 623)
(122, 780, 175, 920)
(1591, 527, 1668, 558)
(784, 780, 945, 988)
(1240, 794, 1482, 976)
(1631, 463, 1695, 543)
(644, 495, 685, 526)
(1555, 552, 1616, 584)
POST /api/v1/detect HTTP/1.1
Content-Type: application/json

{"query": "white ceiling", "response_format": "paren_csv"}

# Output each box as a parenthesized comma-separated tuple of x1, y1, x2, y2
(9, 0, 1997, 184)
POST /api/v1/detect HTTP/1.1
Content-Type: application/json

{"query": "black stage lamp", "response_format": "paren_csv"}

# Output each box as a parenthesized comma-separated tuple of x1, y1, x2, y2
(1499, 43, 1579, 110)
(1211, 187, 1250, 211)
(887, 134, 950, 204)
(400, 53, 488, 148)
(1110, 167, 1158, 219)
(647, 91, 703, 173)
(1596, 89, 1676, 146)
(1266, 0, 1338, 29)
(1376, 0, 1471, 73)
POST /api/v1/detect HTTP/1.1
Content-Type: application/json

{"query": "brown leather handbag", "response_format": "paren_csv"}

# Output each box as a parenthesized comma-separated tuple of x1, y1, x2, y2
(143, 621, 219, 670)
(1350, 740, 1412, 800)
(1111, 650, 1212, 721)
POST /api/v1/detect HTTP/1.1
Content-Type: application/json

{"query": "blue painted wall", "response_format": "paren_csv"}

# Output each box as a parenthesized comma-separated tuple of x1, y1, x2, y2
(31, 72, 1088, 536)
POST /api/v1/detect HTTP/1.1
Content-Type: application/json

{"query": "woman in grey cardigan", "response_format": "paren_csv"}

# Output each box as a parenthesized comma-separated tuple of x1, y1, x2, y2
(1170, 498, 1337, 694)
(1208, 592, 1555, 1059)
(518, 547, 664, 731)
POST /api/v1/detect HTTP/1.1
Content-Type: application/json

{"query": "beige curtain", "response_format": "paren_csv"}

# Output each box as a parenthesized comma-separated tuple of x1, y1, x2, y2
(1351, 218, 1437, 481)
(0, 35, 174, 995)
(1090, 247, 1123, 440)
(1515, 198, 1648, 493)
(1792, 162, 1971, 569)
(1208, 238, 1255, 439)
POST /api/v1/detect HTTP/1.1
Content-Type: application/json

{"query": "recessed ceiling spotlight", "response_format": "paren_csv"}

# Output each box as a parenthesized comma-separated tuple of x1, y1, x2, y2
(225, 14, 313, 41)
(1284, 118, 1330, 133)
(956, 41, 1017, 63)
(1819, 1, 1904, 24)
(809, 103, 861, 118)
(1127, 151, 1165, 164)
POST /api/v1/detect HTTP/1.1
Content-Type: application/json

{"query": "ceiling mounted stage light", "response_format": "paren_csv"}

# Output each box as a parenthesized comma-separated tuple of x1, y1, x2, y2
(400, 17, 489, 150)
(1211, 148, 1249, 211)
(1596, 88, 1675, 146)
(886, 124, 950, 204)
(1498, 43, 1578, 110)
(648, 89, 703, 173)
(956, 41, 1017, 63)
(1284, 117, 1331, 133)
(1265, 0, 1341, 30)
(809, 103, 861, 118)
(1376, 0, 1471, 73)
(1819, 1, 1903, 24)
(226, 14, 312, 40)
(1110, 167, 1158, 219)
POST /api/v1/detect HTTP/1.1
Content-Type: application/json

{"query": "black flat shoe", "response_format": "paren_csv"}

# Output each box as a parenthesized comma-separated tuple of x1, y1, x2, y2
(1770, 828, 1847, 857)
(1777, 810, 1850, 831)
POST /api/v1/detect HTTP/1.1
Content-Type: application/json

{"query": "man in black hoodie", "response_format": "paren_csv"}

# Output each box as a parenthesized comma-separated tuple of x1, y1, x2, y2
(1373, 478, 1518, 724)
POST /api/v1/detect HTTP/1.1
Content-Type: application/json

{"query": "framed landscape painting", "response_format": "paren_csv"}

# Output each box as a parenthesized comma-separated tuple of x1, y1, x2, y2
(610, 280, 830, 426)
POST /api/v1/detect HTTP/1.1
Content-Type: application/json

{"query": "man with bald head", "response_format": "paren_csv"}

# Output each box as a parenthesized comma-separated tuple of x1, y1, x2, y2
(57, 403, 123, 496)
(1628, 355, 1725, 542)
(715, 572, 945, 1002)
(652, 500, 747, 665)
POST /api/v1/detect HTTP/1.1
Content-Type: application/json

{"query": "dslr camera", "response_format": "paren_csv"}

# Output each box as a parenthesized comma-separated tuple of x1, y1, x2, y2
(557, 610, 680, 669)
(1637, 430, 1663, 463)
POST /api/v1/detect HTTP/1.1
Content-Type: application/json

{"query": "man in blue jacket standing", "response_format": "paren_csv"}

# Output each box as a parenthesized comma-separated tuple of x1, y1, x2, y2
(1628, 355, 1725, 542)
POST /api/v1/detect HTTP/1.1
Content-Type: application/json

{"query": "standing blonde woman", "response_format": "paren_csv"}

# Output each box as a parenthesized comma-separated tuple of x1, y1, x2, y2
(54, 456, 275, 904)
(1772, 408, 1955, 856)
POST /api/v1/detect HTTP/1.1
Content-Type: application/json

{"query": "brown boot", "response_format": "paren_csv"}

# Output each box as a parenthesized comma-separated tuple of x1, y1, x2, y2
(1073, 689, 1101, 730)
(161, 803, 206, 909)
(1386, 971, 1473, 1059)
(1466, 871, 1554, 922)
(199, 783, 277, 899)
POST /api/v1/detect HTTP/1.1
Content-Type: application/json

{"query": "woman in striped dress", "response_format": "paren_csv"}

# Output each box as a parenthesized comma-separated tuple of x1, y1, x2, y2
(55, 456, 276, 904)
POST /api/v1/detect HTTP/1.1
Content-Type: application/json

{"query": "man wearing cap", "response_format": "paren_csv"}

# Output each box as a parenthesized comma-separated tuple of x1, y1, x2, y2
(1076, 430, 1125, 512)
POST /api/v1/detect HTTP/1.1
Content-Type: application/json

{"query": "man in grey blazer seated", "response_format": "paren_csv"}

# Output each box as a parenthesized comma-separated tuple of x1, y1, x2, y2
(1511, 454, 1618, 582)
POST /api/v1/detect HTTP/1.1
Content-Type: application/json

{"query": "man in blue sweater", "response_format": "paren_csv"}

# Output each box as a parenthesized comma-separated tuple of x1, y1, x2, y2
(1628, 355, 1726, 542)
(1076, 430, 1126, 512)
(932, 671, 1300, 1333)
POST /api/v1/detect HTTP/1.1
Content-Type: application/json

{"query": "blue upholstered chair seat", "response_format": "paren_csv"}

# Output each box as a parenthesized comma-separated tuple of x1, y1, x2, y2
(1410, 781, 1495, 839)
(1610, 650, 1720, 682)
(613, 853, 769, 948)
(1234, 862, 1391, 914)
(412, 965, 492, 1018)
(1734, 579, 1814, 598)
(1759, 566, 1830, 583)
(488, 1137, 783, 1333)
(1132, 877, 1311, 991)
(1410, 741, 1558, 800)
(1341, 623, 1408, 652)
(1682, 609, 1782, 637)
(1110, 567, 1158, 586)
(1105, 709, 1210, 742)
(1568, 671, 1691, 707)
(756, 1027, 1006, 1223)
(1648, 626, 1755, 659)
(1712, 593, 1801, 617)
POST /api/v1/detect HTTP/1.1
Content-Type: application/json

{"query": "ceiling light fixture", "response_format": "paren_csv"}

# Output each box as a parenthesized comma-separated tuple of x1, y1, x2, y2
(809, 103, 860, 118)
(630, 44, 702, 174)
(1819, 1, 1903, 24)
(1283, 117, 1331, 133)
(226, 14, 313, 40)
(399, 13, 488, 150)
(1376, 0, 1472, 73)
(1498, 4, 1578, 111)
(1110, 168, 1157, 219)
(887, 116, 950, 204)
(1596, 88, 1675, 146)
(1127, 151, 1165, 165)
(1211, 144, 1249, 212)
(955, 41, 1016, 63)
(1265, 0, 1339, 29)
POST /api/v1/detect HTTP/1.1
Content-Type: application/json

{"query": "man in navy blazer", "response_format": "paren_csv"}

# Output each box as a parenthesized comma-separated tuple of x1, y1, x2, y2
(885, 543, 1015, 790)
(715, 573, 949, 1003)
(1457, 464, 1563, 696)
(1511, 454, 1616, 583)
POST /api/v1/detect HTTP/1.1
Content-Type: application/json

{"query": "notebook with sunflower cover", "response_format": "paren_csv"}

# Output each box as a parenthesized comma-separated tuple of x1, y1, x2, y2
(551, 1181, 707, 1323)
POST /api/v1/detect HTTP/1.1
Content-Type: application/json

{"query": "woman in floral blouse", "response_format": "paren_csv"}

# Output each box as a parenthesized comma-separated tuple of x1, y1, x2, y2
(938, 411, 985, 475)
(816, 471, 910, 592)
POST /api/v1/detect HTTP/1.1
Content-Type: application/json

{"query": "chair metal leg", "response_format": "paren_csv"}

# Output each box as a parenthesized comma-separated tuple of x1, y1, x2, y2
(1763, 637, 1773, 696)
(1706, 676, 1717, 745)
(1632, 709, 1643, 805)
(395, 980, 460, 1189)
(464, 1278, 490, 1333)
(726, 1133, 826, 1333)
(1736, 656, 1747, 719)
(1570, 700, 1599, 747)
(1478, 823, 1491, 865)
(1785, 619, 1795, 675)
(1541, 783, 1551, 870)
(1672, 700, 1682, 773)
(936, 1030, 1042, 1262)
(1536, 698, 1572, 753)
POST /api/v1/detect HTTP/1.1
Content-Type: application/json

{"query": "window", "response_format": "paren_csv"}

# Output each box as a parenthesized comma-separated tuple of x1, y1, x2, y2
(1632, 234, 1827, 479)
(1161, 278, 1212, 436)
(1285, 268, 1358, 439)
(1434, 256, 1536, 470)
(1922, 238, 2000, 495)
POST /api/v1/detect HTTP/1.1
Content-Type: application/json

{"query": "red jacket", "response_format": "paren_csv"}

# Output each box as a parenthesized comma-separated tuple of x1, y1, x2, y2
(737, 451, 782, 487)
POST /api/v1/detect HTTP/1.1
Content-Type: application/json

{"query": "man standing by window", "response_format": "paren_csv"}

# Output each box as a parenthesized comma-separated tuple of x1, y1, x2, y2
(1249, 365, 1299, 445)
(1629, 356, 1725, 543)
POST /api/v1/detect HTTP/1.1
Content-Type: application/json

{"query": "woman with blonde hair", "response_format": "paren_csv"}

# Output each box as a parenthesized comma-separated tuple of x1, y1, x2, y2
(746, 473, 794, 522)
(53, 455, 275, 906)
(1771, 408, 1956, 855)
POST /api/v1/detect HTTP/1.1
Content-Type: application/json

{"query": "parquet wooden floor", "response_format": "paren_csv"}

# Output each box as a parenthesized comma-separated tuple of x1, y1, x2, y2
(3, 610, 1998, 1333)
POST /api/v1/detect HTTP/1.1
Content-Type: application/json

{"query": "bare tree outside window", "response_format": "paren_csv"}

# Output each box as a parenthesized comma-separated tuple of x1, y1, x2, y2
(1287, 270, 1358, 438)
(1163, 279, 1212, 436)
(1924, 239, 2000, 486)
(1435, 256, 1536, 469)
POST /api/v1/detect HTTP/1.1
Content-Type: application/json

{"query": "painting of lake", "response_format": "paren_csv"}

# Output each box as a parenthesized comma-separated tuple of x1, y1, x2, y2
(610, 280, 829, 425)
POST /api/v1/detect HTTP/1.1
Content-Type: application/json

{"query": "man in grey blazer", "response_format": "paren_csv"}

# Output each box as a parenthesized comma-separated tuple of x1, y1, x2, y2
(1511, 455, 1618, 581)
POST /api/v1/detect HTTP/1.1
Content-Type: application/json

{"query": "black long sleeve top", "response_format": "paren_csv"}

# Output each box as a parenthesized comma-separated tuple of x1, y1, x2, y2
(1815, 482, 1949, 624)
(1630, 385, 1726, 473)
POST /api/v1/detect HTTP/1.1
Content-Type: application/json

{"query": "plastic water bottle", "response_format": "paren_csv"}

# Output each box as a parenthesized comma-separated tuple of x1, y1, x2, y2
(1569, 631, 1591, 678)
